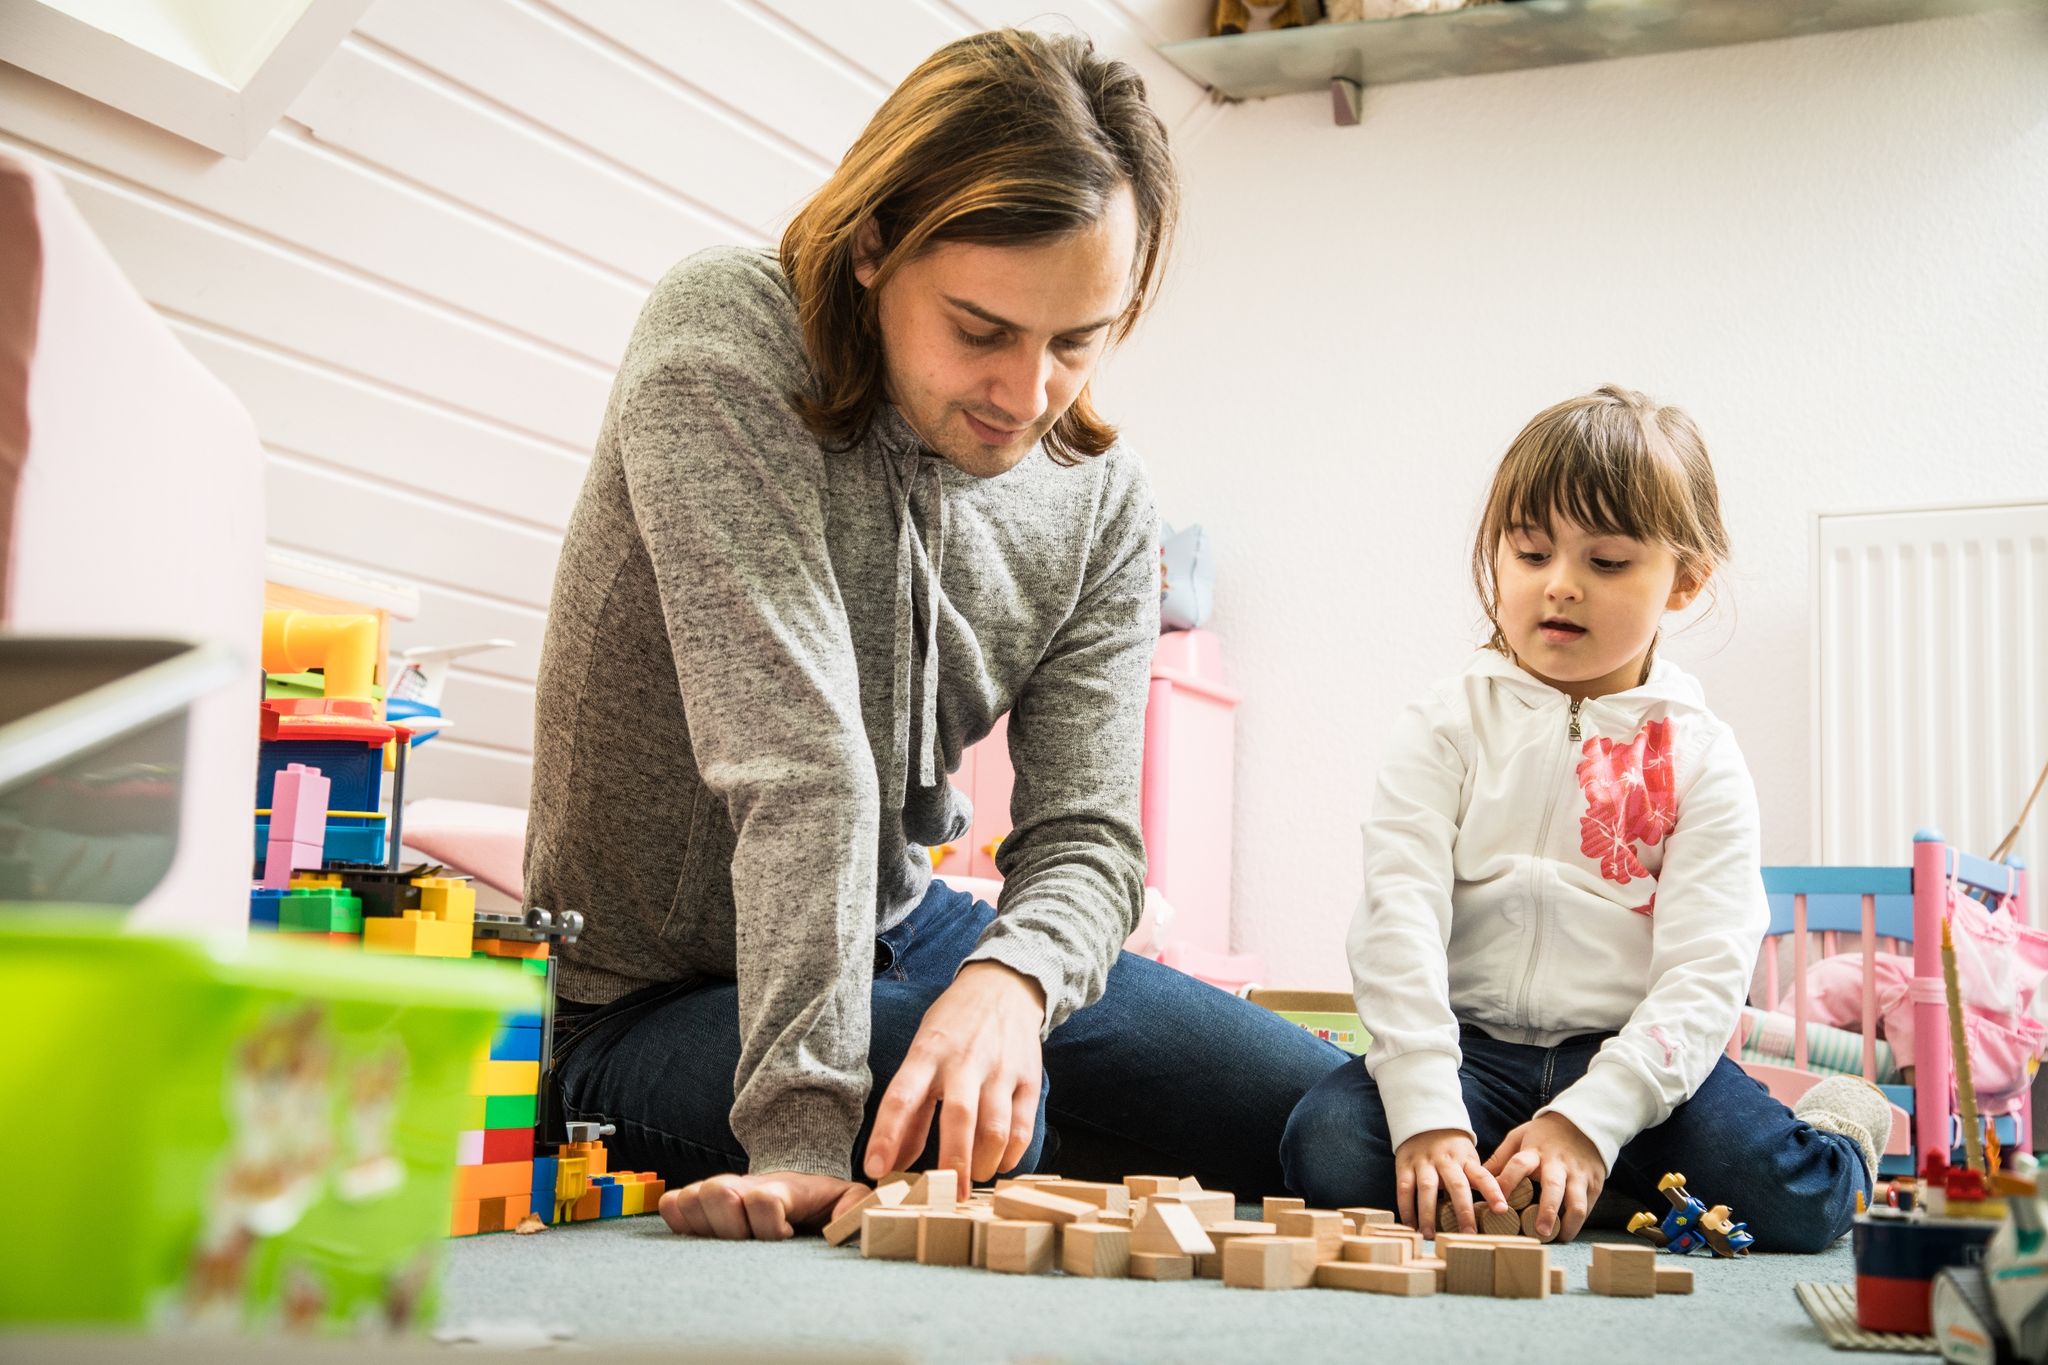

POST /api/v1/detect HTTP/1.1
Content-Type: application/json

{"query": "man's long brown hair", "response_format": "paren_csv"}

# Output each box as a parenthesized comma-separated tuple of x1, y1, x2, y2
(779, 29, 1178, 464)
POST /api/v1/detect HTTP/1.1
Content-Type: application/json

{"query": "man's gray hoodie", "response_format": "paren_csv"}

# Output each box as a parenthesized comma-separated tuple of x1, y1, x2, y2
(524, 247, 1158, 1179)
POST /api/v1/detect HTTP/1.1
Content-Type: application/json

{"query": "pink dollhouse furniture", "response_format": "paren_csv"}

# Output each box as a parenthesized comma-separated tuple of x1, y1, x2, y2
(0, 150, 263, 935)
(940, 628, 1261, 990)
(1741, 830, 2034, 1175)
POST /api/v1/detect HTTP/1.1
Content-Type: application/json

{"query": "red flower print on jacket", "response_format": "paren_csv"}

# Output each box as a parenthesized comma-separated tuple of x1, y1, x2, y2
(1577, 717, 1679, 916)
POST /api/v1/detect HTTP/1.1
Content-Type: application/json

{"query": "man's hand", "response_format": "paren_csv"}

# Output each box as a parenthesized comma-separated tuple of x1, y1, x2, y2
(1394, 1128, 1510, 1235)
(862, 960, 1046, 1184)
(1484, 1112, 1605, 1242)
(657, 1172, 867, 1240)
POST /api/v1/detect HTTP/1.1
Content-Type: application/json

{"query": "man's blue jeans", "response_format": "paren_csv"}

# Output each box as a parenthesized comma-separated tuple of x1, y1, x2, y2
(1280, 1025, 1868, 1252)
(555, 878, 1350, 1195)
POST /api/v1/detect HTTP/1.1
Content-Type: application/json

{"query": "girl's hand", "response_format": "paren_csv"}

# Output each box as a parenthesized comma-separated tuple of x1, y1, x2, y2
(1484, 1113, 1604, 1242)
(1394, 1128, 1510, 1235)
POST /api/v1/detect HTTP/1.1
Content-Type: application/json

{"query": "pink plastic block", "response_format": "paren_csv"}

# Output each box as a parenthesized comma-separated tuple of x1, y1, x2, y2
(260, 762, 330, 889)
(271, 763, 330, 844)
(260, 841, 325, 891)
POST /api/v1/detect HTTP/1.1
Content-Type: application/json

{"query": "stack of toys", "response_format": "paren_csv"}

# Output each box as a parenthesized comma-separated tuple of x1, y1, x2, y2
(248, 607, 664, 1240)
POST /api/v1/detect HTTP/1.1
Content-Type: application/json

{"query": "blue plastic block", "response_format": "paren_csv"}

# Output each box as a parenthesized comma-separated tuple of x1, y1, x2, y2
(249, 887, 287, 928)
(529, 1157, 558, 1226)
(506, 1010, 545, 1031)
(599, 1181, 623, 1219)
(488, 1024, 543, 1062)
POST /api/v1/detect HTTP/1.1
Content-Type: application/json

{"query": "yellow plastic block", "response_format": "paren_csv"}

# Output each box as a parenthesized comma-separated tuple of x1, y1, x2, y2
(290, 872, 344, 890)
(362, 914, 470, 959)
(621, 1181, 646, 1217)
(468, 1058, 540, 1096)
(414, 875, 477, 928)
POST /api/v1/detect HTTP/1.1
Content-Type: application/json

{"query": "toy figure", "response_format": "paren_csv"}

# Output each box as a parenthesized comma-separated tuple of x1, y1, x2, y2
(1627, 1172, 1753, 1257)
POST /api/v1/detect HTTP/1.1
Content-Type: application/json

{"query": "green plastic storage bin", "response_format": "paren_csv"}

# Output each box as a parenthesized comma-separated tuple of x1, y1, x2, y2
(0, 916, 538, 1332)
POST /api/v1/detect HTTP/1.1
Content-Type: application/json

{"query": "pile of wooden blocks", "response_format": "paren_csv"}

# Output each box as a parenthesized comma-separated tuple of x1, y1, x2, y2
(827, 1171, 1636, 1300)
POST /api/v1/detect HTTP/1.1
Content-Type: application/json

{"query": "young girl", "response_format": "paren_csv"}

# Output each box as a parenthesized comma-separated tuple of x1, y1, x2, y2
(1281, 385, 1889, 1252)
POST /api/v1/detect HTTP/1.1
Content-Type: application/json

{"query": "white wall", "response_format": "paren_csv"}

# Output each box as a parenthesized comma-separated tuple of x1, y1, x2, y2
(0, 0, 1209, 814)
(1100, 8, 2048, 987)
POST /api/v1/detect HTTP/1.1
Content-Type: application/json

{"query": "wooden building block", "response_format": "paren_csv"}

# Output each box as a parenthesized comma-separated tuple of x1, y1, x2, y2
(1132, 1201, 1216, 1257)
(1061, 1223, 1131, 1278)
(986, 1219, 1055, 1275)
(1042, 1181, 1130, 1216)
(1210, 1219, 1279, 1237)
(993, 1186, 1098, 1226)
(1315, 1262, 1437, 1296)
(1478, 1206, 1524, 1237)
(825, 1180, 910, 1248)
(1505, 1179, 1535, 1211)
(1493, 1243, 1549, 1299)
(1097, 1212, 1134, 1229)
(1655, 1265, 1695, 1295)
(1263, 1196, 1307, 1222)
(1125, 1175, 1183, 1199)
(860, 1208, 922, 1261)
(1194, 1221, 1277, 1279)
(1129, 1252, 1194, 1281)
(1413, 1256, 1447, 1291)
(1589, 1243, 1657, 1298)
(1340, 1235, 1407, 1265)
(1550, 1265, 1567, 1293)
(1152, 1190, 1236, 1226)
(1274, 1209, 1346, 1261)
(1339, 1206, 1397, 1229)
(1519, 1205, 1544, 1239)
(1436, 1198, 1461, 1233)
(917, 1210, 975, 1267)
(1443, 1244, 1495, 1296)
(917, 1169, 958, 1208)
(1436, 1232, 1539, 1248)
(1222, 1237, 1319, 1290)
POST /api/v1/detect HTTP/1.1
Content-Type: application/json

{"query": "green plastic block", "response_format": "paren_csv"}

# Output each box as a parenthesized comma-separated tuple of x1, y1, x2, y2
(277, 888, 364, 935)
(484, 1093, 538, 1129)
(520, 957, 548, 977)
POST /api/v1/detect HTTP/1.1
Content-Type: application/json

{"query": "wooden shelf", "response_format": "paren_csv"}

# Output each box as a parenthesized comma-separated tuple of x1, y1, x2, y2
(1157, 0, 2044, 121)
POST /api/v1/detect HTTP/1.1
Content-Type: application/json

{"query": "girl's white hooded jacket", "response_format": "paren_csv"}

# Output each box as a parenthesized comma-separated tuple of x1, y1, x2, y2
(1350, 648, 1768, 1170)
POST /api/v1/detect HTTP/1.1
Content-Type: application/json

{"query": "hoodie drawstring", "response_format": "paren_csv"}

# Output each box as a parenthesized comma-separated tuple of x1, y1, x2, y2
(885, 450, 946, 811)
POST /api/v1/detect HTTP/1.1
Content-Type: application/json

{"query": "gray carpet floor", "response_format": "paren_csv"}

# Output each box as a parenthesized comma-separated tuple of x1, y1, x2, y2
(438, 1216, 1867, 1363)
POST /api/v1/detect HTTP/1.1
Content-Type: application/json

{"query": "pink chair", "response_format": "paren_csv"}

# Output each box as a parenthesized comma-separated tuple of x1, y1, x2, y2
(1742, 830, 2033, 1175)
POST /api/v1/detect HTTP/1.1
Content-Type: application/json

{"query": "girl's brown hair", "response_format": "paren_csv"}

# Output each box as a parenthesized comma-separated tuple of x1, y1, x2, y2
(1471, 384, 1730, 655)
(779, 29, 1178, 464)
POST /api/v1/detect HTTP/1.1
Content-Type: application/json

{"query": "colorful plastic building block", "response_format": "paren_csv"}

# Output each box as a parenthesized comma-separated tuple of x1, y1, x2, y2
(259, 763, 329, 889)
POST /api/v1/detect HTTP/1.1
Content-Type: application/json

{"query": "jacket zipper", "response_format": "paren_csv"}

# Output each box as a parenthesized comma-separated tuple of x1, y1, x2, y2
(1514, 697, 1584, 1024)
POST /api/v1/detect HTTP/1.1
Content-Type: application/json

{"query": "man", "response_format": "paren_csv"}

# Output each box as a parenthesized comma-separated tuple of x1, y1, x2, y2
(526, 28, 1343, 1241)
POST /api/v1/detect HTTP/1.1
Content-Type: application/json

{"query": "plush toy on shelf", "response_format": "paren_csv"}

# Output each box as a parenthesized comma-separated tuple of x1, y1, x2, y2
(1211, 0, 1318, 37)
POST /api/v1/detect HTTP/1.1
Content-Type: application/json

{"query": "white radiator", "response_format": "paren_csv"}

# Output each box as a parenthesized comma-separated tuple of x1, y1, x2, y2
(1813, 501, 2048, 900)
